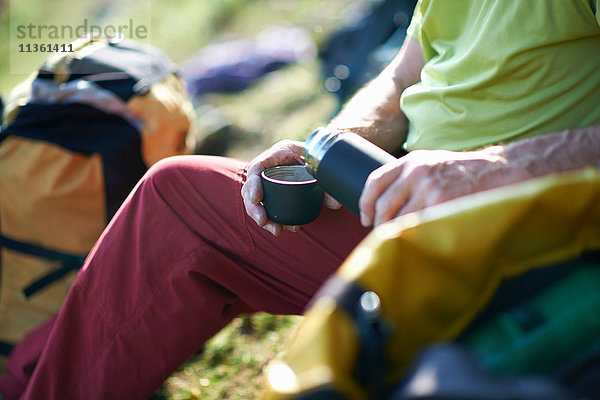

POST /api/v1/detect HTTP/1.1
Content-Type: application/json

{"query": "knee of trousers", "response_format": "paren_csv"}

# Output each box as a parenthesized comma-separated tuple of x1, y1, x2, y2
(142, 155, 235, 195)
(137, 156, 247, 232)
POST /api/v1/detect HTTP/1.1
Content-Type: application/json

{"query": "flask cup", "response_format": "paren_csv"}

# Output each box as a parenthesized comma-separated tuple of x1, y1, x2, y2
(304, 128, 396, 216)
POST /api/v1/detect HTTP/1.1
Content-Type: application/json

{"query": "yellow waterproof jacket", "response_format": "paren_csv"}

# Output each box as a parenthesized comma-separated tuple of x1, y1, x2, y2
(264, 166, 600, 399)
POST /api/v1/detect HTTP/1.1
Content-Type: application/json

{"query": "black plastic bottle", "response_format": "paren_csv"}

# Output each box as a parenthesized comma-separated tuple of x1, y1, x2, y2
(304, 128, 396, 216)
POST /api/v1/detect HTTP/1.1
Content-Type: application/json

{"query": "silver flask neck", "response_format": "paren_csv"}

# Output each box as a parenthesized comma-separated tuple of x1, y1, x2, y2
(303, 128, 345, 177)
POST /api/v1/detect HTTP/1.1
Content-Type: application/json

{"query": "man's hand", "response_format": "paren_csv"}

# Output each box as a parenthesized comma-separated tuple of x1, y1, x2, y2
(359, 125, 600, 227)
(242, 140, 342, 236)
(358, 148, 522, 227)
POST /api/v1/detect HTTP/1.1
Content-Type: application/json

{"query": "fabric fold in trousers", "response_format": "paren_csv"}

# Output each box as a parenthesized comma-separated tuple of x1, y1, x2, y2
(0, 155, 369, 400)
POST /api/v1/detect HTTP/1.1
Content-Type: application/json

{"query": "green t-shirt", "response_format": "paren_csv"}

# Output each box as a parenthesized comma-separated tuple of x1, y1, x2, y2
(401, 0, 600, 151)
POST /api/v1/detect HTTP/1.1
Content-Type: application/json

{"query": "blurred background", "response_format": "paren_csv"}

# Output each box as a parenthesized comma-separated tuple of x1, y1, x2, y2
(1, 0, 413, 161)
(0, 0, 413, 398)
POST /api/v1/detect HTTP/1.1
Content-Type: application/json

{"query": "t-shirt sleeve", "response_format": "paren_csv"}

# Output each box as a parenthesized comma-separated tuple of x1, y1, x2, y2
(406, 0, 424, 43)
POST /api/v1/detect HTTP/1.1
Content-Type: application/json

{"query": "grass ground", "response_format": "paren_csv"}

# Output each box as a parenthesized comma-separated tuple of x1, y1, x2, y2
(156, 314, 302, 399)
(0, 1, 358, 398)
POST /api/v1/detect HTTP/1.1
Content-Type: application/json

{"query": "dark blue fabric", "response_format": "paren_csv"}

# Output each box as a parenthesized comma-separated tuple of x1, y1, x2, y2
(0, 340, 13, 356)
(37, 39, 177, 101)
(319, 0, 417, 103)
(0, 234, 86, 266)
(74, 74, 139, 101)
(22, 265, 81, 298)
(3, 103, 147, 221)
(183, 56, 289, 97)
(0, 234, 86, 298)
(101, 127, 147, 218)
(182, 27, 315, 98)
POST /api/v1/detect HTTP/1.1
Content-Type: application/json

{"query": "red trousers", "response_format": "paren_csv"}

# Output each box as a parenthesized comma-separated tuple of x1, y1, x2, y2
(0, 156, 369, 400)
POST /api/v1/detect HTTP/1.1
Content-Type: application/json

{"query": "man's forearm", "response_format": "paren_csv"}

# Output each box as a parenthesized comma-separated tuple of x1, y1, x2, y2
(326, 37, 424, 154)
(327, 72, 409, 154)
(488, 125, 600, 186)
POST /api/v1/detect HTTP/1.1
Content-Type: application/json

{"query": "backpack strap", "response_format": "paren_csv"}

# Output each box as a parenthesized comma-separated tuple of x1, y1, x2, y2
(0, 233, 86, 298)
(312, 277, 393, 398)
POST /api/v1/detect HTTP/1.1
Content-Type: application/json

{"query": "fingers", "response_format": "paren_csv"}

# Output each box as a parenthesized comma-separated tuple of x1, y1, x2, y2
(247, 140, 304, 176)
(390, 178, 437, 219)
(323, 193, 342, 210)
(243, 174, 263, 204)
(241, 178, 285, 236)
(357, 149, 495, 227)
(242, 140, 305, 235)
(372, 179, 411, 226)
(396, 197, 422, 217)
(241, 174, 266, 223)
(358, 161, 405, 227)
(263, 221, 284, 236)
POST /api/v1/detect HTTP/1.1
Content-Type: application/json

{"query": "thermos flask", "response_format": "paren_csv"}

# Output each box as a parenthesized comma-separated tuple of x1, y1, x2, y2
(304, 128, 396, 216)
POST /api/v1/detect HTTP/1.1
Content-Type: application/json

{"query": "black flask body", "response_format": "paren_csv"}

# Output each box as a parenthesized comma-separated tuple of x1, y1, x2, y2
(304, 129, 396, 216)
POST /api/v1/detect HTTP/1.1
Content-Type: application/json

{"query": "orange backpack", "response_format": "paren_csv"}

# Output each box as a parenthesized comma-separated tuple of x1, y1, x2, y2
(0, 35, 196, 356)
